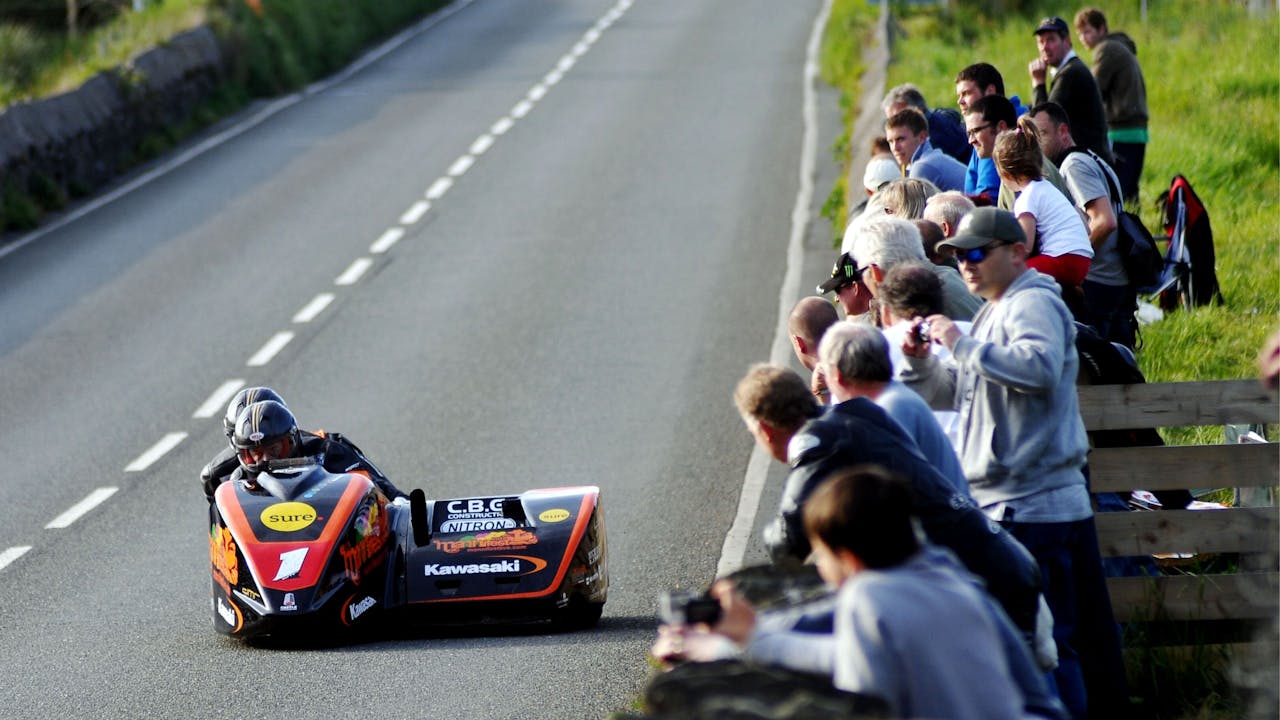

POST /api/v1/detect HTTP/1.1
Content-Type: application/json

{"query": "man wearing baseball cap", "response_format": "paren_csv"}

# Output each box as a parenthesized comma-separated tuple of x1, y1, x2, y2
(1028, 16, 1111, 164)
(899, 206, 1127, 717)
(816, 251, 873, 322)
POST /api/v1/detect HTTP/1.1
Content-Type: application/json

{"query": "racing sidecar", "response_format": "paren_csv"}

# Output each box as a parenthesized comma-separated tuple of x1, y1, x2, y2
(209, 460, 607, 640)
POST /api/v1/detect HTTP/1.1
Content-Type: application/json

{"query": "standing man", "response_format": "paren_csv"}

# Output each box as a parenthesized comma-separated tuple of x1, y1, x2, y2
(1028, 17, 1111, 164)
(1074, 7, 1148, 203)
(1030, 101, 1136, 348)
(902, 207, 1127, 719)
(885, 108, 968, 192)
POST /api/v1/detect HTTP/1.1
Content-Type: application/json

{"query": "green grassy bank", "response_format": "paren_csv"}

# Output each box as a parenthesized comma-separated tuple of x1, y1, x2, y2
(0, 0, 448, 230)
(819, 2, 1278, 717)
(823, 0, 1278, 393)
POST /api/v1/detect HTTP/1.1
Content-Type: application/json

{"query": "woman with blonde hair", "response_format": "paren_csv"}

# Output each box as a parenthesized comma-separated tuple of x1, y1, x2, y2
(992, 115, 1093, 288)
(879, 177, 940, 220)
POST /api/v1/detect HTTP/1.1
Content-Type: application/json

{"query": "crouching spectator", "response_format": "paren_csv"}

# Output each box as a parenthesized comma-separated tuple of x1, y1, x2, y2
(652, 466, 1066, 720)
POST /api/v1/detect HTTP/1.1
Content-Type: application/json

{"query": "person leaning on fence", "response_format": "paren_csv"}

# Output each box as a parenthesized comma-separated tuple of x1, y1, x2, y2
(736, 363, 1044, 650)
(1030, 101, 1137, 348)
(849, 214, 983, 321)
(818, 321, 969, 497)
(648, 465, 1067, 720)
(788, 296, 841, 404)
(901, 206, 1128, 718)
(798, 467, 1059, 720)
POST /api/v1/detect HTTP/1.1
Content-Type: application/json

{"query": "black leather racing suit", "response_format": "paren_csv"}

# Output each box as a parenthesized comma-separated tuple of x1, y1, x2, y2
(764, 396, 1042, 637)
(201, 430, 406, 501)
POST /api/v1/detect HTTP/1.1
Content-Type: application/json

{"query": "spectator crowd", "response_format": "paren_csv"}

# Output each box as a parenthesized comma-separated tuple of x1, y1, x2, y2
(649, 8, 1152, 719)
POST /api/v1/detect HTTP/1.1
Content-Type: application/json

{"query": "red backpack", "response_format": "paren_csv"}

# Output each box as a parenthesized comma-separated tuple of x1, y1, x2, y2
(1155, 174, 1223, 310)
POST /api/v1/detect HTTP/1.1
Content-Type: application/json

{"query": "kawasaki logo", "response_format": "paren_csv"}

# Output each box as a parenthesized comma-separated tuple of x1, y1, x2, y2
(423, 555, 547, 577)
(217, 597, 236, 626)
(348, 596, 376, 621)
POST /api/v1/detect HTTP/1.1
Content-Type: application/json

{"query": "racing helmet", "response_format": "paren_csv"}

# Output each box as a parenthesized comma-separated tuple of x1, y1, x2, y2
(222, 386, 287, 439)
(232, 400, 302, 476)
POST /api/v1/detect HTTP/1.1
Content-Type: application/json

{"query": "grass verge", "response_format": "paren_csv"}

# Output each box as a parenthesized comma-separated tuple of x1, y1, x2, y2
(817, 0, 878, 244)
(0, 0, 449, 232)
(881, 0, 1279, 391)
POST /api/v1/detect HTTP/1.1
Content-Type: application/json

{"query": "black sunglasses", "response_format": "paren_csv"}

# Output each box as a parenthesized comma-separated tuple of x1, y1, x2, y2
(957, 241, 1013, 264)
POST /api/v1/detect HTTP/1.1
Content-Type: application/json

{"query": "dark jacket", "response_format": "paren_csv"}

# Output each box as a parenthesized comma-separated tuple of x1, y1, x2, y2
(926, 108, 973, 166)
(1034, 55, 1112, 163)
(763, 397, 1042, 634)
(1091, 33, 1148, 130)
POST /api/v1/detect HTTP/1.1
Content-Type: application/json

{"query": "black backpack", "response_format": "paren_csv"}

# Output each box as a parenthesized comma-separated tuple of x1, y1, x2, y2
(1075, 322, 1192, 510)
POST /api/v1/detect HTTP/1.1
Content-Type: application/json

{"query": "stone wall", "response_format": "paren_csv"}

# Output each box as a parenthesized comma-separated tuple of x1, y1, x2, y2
(0, 26, 226, 203)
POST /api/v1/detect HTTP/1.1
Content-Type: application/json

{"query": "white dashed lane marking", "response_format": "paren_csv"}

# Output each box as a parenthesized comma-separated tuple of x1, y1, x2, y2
(9, 0, 653, 573)
(124, 432, 189, 472)
(491, 117, 514, 136)
(425, 177, 453, 200)
(371, 228, 405, 254)
(45, 488, 119, 529)
(246, 331, 294, 367)
(0, 546, 31, 572)
(447, 155, 474, 177)
(65, 0, 643, 572)
(400, 201, 431, 225)
(293, 293, 335, 322)
(335, 258, 374, 286)
(469, 134, 495, 156)
(193, 379, 246, 419)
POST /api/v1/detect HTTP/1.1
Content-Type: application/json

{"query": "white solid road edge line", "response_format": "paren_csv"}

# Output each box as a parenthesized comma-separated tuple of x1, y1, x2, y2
(45, 487, 119, 529)
(124, 432, 189, 472)
(716, 0, 830, 580)
(246, 331, 294, 367)
(193, 379, 246, 419)
(0, 546, 32, 572)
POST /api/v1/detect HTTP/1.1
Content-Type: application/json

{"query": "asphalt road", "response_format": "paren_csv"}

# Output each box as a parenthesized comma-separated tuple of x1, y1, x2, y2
(0, 0, 841, 717)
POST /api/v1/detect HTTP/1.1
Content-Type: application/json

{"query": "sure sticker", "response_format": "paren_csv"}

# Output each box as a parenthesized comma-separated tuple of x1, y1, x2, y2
(261, 502, 317, 532)
(538, 508, 570, 523)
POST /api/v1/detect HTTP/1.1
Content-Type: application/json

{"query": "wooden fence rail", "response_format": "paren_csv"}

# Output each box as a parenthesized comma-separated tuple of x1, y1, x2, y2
(1078, 380, 1278, 640)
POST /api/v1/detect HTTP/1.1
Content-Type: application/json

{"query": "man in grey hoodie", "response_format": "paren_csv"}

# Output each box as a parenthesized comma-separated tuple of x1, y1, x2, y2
(899, 207, 1126, 719)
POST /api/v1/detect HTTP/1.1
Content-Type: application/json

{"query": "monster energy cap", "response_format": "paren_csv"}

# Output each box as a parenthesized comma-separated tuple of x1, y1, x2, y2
(817, 252, 861, 294)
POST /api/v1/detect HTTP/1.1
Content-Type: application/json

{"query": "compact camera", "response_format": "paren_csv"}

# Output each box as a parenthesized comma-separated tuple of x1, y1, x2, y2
(913, 321, 932, 344)
(658, 590, 722, 626)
